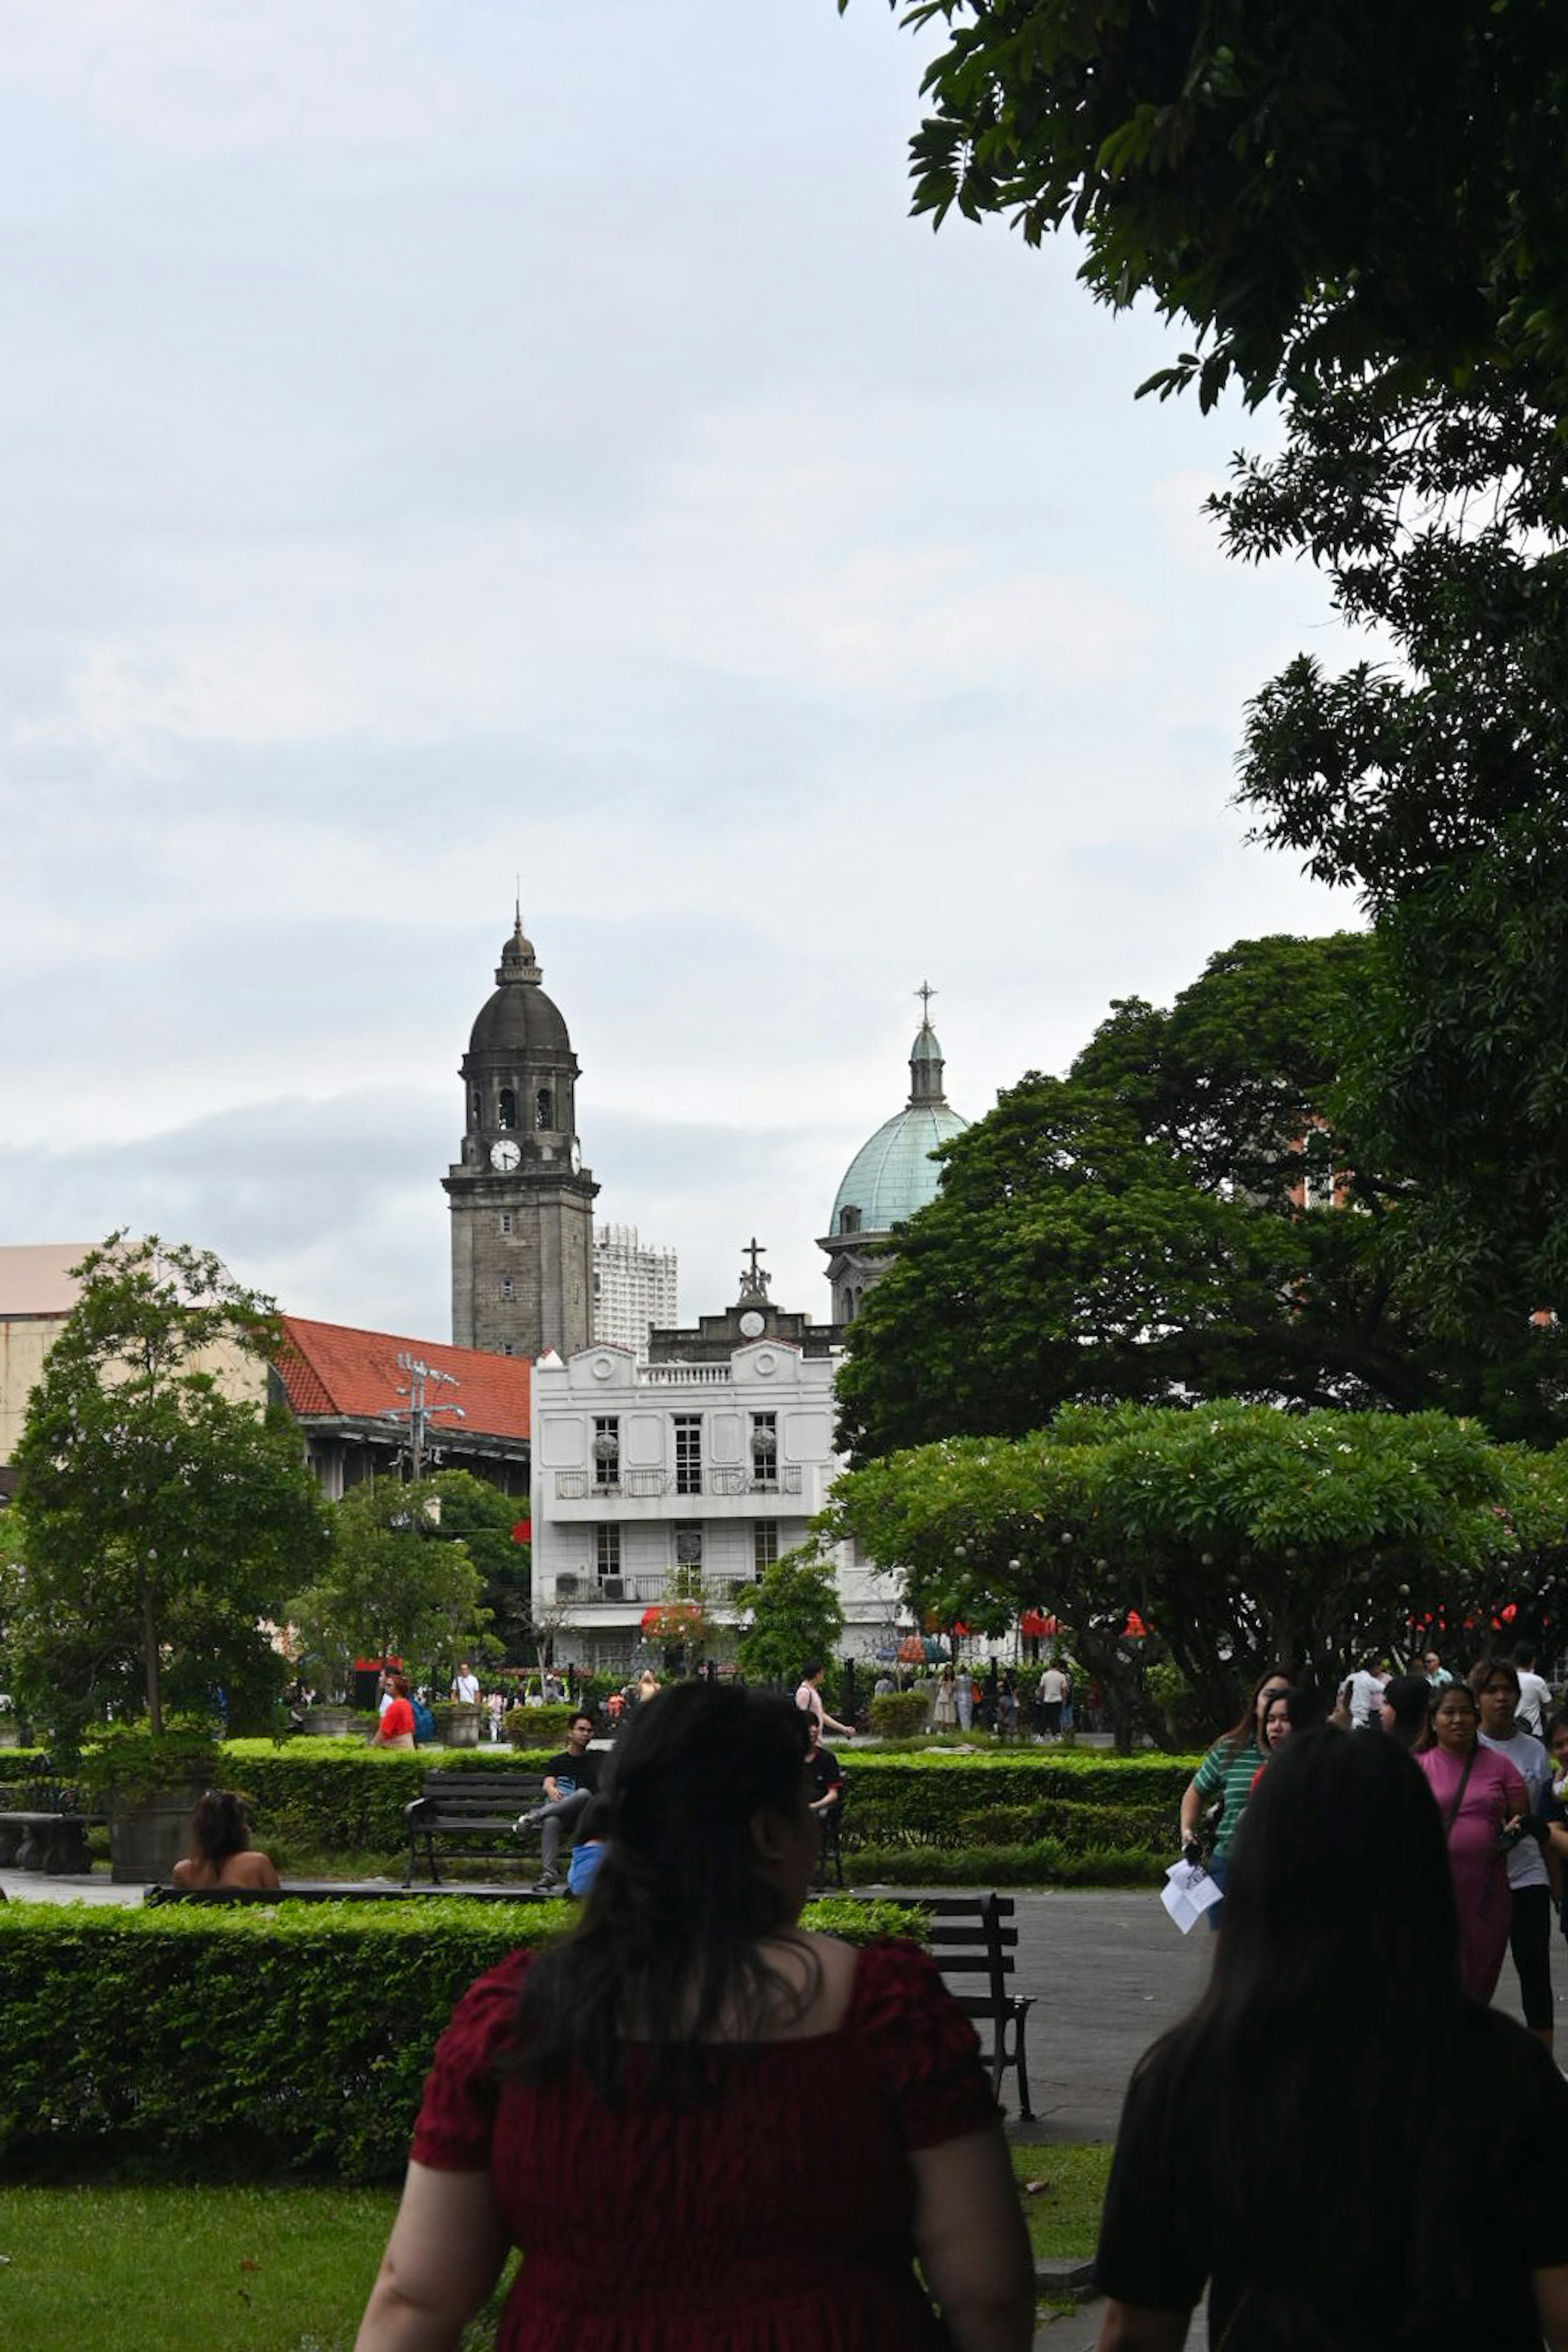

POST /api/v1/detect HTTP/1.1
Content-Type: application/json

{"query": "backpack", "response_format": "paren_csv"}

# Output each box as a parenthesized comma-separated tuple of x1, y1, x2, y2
(411, 1698, 435, 1745)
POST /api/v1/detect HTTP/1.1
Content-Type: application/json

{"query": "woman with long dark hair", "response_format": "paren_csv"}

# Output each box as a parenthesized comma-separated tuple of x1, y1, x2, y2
(170, 1790, 279, 1890)
(1095, 1730, 1568, 2350)
(1176, 1667, 1287, 1915)
(356, 1684, 1033, 2352)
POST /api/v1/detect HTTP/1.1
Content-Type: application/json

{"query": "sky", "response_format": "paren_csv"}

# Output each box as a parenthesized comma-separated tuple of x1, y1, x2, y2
(0, 0, 1361, 1339)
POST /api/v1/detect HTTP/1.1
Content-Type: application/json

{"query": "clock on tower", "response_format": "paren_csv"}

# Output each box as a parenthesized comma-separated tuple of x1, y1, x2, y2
(442, 910, 598, 1359)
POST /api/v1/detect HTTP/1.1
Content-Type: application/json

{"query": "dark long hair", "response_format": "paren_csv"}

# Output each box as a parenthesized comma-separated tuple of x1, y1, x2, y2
(510, 1683, 815, 2102)
(1137, 1731, 1468, 2341)
(1221, 1666, 1287, 1755)
(1380, 1674, 1433, 1748)
(188, 1789, 252, 1866)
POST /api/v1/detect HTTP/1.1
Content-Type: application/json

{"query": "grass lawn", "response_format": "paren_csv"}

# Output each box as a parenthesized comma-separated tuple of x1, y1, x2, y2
(0, 2185, 518, 2352)
(0, 2155, 1109, 2346)
(1011, 2142, 1112, 2261)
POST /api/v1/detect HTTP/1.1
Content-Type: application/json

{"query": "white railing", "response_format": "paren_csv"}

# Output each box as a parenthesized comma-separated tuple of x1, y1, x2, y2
(635, 1364, 733, 1385)
(554, 1464, 803, 1502)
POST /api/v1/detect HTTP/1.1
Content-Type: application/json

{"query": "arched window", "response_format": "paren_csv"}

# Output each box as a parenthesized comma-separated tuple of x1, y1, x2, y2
(839, 1205, 861, 1235)
(535, 1087, 553, 1130)
(498, 1087, 517, 1129)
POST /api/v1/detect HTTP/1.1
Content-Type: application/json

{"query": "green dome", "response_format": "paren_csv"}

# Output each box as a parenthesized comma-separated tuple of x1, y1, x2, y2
(831, 1100, 967, 1236)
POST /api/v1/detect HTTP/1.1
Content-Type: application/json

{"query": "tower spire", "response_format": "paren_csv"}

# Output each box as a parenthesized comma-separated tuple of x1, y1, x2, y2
(909, 982, 947, 1106)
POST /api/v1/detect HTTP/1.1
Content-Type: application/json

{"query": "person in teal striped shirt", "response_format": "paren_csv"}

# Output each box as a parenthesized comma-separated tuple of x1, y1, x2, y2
(1178, 1668, 1291, 1924)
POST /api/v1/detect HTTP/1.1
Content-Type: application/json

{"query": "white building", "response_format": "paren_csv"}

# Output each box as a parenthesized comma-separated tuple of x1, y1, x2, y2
(530, 1273, 908, 1675)
(592, 1223, 678, 1360)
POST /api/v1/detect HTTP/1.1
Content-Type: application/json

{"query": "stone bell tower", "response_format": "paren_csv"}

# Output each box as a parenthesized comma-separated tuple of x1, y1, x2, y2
(443, 910, 597, 1359)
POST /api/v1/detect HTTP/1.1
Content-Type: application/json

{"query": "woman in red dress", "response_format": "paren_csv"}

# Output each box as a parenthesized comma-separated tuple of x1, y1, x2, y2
(354, 1684, 1033, 2352)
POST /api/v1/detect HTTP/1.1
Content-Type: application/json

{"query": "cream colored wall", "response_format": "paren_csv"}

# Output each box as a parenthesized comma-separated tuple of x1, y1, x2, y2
(0, 1316, 268, 1468)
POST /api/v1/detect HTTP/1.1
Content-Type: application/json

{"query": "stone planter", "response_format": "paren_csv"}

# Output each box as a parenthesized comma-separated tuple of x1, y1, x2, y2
(300, 1706, 357, 1737)
(108, 1784, 205, 1885)
(444, 1704, 482, 1748)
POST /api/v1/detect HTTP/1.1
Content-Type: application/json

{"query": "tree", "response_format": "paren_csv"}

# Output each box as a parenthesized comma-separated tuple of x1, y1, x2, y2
(423, 1470, 532, 1664)
(287, 1476, 490, 1697)
(8, 1234, 330, 1745)
(835, 933, 1568, 1463)
(737, 1547, 845, 1687)
(827, 1403, 1568, 1748)
(858, 1, 1568, 1372)
(860, 0, 1568, 410)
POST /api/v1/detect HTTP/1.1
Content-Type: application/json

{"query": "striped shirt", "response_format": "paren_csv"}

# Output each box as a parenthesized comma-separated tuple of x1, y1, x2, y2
(1194, 1736, 1265, 1860)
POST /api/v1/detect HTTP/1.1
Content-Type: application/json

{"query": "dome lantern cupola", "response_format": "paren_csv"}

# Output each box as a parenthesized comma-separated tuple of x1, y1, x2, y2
(818, 985, 967, 1324)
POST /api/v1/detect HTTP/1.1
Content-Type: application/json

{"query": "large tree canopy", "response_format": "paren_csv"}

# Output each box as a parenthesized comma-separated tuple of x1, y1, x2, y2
(858, 1, 1568, 1362)
(287, 1474, 491, 1697)
(862, 0, 1568, 409)
(835, 933, 1568, 1464)
(8, 1234, 330, 1744)
(827, 1402, 1568, 1747)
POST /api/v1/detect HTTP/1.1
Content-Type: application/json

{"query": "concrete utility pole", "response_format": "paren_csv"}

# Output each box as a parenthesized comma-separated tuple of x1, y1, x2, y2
(380, 1353, 466, 1480)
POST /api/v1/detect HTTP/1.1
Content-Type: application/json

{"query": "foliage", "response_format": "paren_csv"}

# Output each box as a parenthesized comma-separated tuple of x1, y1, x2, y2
(78, 1724, 221, 1809)
(423, 1471, 532, 1665)
(855, 0, 1568, 412)
(828, 1402, 1568, 1746)
(855, 2, 1568, 1399)
(868, 1690, 929, 1739)
(0, 1896, 927, 2181)
(503, 1705, 577, 1747)
(288, 1476, 490, 1698)
(735, 1545, 844, 1684)
(7, 1235, 331, 1747)
(837, 935, 1568, 1458)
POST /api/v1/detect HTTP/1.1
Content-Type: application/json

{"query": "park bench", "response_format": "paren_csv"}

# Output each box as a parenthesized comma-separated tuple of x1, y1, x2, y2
(404, 1770, 547, 1886)
(144, 1881, 553, 1905)
(925, 1893, 1035, 2118)
(0, 1779, 98, 1875)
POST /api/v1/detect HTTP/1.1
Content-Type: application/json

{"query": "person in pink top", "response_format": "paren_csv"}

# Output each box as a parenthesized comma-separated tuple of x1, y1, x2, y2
(1416, 1679, 1530, 2001)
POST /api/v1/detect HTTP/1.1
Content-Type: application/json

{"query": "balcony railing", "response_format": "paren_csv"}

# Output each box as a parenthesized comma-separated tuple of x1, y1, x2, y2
(552, 1571, 762, 1606)
(554, 1464, 802, 1501)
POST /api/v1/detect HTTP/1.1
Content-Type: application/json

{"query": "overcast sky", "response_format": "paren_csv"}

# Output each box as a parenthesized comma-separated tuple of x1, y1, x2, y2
(0, 0, 1359, 1338)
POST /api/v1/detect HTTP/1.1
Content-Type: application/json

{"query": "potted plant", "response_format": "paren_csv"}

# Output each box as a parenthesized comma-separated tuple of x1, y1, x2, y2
(81, 1722, 221, 1884)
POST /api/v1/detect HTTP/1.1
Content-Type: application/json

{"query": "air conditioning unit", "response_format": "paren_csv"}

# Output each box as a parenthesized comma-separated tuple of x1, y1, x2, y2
(601, 1578, 626, 1601)
(555, 1574, 581, 1597)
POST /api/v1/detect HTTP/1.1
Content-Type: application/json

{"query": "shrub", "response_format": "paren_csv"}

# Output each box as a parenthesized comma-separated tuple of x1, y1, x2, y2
(868, 1692, 929, 1739)
(0, 1895, 926, 2181)
(504, 1706, 577, 1747)
(955, 1800, 1172, 1855)
(850, 1840, 1164, 1888)
(218, 1740, 550, 1860)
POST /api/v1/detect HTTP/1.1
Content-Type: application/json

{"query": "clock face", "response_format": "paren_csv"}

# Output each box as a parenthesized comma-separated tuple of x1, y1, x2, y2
(489, 1140, 521, 1173)
(739, 1309, 766, 1339)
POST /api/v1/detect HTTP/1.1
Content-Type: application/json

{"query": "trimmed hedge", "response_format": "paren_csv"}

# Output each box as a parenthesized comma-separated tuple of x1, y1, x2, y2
(199, 1743, 1196, 1869)
(0, 1895, 924, 2183)
(851, 1842, 1164, 1888)
(867, 1692, 929, 1738)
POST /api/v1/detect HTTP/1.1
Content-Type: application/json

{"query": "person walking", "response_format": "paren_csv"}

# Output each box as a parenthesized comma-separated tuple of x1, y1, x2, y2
(1415, 1679, 1529, 2002)
(1094, 1730, 1568, 2351)
(1176, 1669, 1288, 1922)
(794, 1662, 853, 1741)
(357, 1685, 1036, 2352)
(931, 1665, 958, 1731)
(1475, 1657, 1556, 2049)
(1515, 1641, 1555, 1741)
(1037, 1662, 1067, 1737)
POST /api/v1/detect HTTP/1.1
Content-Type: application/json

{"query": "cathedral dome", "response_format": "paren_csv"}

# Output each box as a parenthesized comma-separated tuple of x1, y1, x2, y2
(828, 1005, 967, 1238)
(468, 915, 572, 1058)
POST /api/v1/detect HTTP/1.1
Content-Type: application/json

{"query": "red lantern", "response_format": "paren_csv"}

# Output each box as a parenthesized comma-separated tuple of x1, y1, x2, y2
(1123, 1610, 1148, 1639)
(1020, 1610, 1057, 1638)
(511, 1519, 531, 1545)
(1501, 1602, 1518, 1624)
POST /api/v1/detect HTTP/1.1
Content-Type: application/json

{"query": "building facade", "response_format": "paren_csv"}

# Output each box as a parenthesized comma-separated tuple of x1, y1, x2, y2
(531, 1262, 904, 1674)
(272, 1316, 530, 1499)
(443, 912, 598, 1360)
(818, 990, 968, 1323)
(592, 1224, 679, 1360)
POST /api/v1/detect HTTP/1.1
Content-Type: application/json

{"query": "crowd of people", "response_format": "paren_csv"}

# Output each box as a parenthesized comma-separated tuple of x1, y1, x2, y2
(1177, 1641, 1568, 2047)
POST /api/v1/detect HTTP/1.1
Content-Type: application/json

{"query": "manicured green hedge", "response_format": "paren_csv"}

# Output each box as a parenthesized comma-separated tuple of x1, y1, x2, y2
(503, 1705, 577, 1745)
(199, 1742, 1195, 1869)
(851, 1842, 1164, 1888)
(0, 1895, 924, 2183)
(867, 1692, 929, 1738)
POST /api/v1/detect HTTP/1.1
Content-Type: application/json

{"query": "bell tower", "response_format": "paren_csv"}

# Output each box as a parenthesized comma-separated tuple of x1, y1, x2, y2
(443, 910, 598, 1359)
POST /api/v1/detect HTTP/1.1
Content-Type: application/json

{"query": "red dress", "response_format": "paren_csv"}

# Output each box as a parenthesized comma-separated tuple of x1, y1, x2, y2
(411, 1938, 998, 2350)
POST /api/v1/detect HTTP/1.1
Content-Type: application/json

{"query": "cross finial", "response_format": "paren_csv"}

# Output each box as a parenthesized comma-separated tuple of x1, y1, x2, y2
(740, 1236, 770, 1297)
(916, 980, 936, 1021)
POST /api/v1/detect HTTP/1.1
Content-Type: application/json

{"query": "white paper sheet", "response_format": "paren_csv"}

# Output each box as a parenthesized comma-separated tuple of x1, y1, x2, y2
(1161, 1856, 1224, 1933)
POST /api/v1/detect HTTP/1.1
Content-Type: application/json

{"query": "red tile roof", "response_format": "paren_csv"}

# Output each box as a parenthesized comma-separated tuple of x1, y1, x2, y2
(275, 1316, 529, 1442)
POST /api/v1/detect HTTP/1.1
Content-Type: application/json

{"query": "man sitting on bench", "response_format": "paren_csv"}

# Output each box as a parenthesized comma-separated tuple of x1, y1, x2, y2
(805, 1715, 843, 1821)
(519, 1711, 602, 1891)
